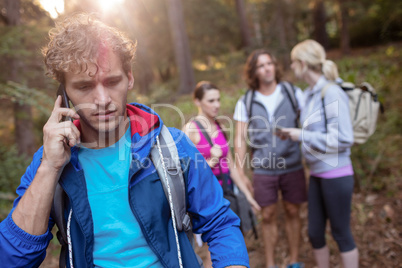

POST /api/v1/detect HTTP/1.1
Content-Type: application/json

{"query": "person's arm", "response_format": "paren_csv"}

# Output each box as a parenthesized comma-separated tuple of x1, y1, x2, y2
(0, 96, 80, 267)
(227, 153, 260, 212)
(12, 96, 80, 235)
(173, 128, 250, 268)
(234, 120, 253, 192)
(281, 85, 353, 153)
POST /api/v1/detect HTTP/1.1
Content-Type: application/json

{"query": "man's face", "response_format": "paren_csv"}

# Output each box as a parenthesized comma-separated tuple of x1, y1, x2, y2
(64, 49, 134, 139)
(255, 54, 276, 86)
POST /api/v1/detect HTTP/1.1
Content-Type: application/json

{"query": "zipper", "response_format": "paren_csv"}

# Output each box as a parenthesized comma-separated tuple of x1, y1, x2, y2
(127, 162, 168, 267)
(62, 184, 88, 268)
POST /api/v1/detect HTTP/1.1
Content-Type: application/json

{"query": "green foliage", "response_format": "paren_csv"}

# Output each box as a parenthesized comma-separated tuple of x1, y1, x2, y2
(0, 145, 30, 192)
(344, 0, 402, 47)
(335, 45, 402, 193)
(184, 0, 241, 57)
(0, 144, 31, 220)
(0, 81, 54, 115)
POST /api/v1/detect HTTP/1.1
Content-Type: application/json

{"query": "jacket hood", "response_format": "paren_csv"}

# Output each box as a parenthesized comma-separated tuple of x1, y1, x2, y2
(126, 102, 162, 162)
(70, 103, 162, 168)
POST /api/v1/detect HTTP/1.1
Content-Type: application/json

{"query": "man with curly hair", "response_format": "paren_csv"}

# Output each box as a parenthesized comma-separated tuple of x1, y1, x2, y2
(233, 49, 307, 268)
(0, 14, 249, 268)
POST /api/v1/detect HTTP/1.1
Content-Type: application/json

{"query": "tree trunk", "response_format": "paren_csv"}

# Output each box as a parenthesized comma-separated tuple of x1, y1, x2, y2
(270, 0, 295, 68)
(166, 0, 195, 95)
(134, 44, 154, 94)
(235, 0, 252, 49)
(6, 0, 36, 156)
(338, 0, 351, 54)
(251, 3, 262, 47)
(313, 0, 329, 49)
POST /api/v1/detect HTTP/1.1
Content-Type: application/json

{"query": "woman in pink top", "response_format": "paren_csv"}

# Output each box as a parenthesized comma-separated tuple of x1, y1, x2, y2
(183, 81, 260, 212)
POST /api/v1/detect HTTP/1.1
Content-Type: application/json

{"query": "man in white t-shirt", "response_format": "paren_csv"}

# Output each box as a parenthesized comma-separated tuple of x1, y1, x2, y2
(234, 49, 306, 268)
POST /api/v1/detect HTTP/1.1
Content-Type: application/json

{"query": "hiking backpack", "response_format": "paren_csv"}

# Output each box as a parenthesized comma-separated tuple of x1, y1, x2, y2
(51, 125, 196, 268)
(321, 81, 383, 144)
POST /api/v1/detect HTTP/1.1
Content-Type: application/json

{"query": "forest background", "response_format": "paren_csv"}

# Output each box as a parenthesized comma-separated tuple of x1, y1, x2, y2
(0, 0, 401, 267)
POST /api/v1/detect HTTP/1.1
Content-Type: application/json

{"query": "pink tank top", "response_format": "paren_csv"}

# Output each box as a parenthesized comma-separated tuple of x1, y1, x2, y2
(194, 122, 229, 176)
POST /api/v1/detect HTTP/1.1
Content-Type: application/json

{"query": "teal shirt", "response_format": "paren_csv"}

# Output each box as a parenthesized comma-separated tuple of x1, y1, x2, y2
(78, 126, 163, 267)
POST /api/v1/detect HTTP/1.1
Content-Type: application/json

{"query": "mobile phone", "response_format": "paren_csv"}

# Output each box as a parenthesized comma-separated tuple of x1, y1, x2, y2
(274, 125, 285, 132)
(56, 84, 73, 122)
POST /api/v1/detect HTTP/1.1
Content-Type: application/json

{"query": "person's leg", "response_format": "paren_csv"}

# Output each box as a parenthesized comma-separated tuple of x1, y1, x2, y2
(313, 245, 330, 268)
(308, 176, 330, 268)
(280, 169, 307, 266)
(341, 248, 359, 268)
(283, 201, 301, 264)
(253, 173, 280, 268)
(321, 176, 358, 268)
(261, 204, 278, 268)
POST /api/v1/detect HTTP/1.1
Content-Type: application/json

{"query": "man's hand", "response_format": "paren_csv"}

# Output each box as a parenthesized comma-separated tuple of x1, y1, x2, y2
(41, 95, 80, 172)
(12, 96, 80, 235)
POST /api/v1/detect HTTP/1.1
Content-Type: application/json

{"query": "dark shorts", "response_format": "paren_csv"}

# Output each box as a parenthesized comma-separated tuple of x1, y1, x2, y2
(253, 169, 307, 207)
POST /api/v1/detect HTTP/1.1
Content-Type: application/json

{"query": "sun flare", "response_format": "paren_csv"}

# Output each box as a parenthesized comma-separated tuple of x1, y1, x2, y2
(97, 0, 125, 11)
(39, 0, 64, 18)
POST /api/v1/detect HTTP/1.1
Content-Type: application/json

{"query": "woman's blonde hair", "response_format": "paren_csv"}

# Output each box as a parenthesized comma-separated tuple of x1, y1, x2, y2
(42, 13, 136, 84)
(291, 39, 338, 81)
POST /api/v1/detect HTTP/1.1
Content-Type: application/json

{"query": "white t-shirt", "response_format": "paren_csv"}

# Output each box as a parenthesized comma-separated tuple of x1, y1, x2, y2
(233, 84, 304, 123)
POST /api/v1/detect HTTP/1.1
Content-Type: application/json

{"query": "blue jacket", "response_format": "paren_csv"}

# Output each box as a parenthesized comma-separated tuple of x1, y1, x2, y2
(0, 103, 249, 268)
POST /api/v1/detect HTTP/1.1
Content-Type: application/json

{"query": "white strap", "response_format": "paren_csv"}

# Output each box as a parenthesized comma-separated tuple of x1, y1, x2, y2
(155, 135, 183, 268)
(67, 208, 74, 268)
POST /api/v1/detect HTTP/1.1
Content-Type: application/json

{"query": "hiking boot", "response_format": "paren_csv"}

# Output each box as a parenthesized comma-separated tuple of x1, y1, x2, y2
(287, 263, 304, 268)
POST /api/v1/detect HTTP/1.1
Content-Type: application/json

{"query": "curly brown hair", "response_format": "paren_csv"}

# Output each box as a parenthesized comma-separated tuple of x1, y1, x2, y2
(42, 13, 137, 84)
(244, 49, 282, 90)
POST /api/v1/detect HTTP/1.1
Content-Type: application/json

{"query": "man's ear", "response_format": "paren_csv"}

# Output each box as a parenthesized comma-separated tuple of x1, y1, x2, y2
(127, 71, 134, 90)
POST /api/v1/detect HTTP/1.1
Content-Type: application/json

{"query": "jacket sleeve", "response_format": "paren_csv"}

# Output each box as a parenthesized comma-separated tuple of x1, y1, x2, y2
(171, 128, 250, 268)
(0, 147, 54, 268)
(301, 84, 354, 154)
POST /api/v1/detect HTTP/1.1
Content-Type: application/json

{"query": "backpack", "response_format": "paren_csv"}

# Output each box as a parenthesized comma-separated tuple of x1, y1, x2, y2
(193, 120, 258, 239)
(51, 125, 197, 268)
(321, 81, 383, 144)
(243, 81, 299, 125)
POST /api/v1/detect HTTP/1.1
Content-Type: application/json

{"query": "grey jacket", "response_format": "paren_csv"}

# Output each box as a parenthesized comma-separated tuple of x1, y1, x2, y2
(299, 76, 354, 174)
(242, 82, 303, 175)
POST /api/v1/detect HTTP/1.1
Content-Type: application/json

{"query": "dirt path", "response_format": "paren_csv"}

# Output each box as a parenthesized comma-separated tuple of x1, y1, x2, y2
(195, 191, 402, 268)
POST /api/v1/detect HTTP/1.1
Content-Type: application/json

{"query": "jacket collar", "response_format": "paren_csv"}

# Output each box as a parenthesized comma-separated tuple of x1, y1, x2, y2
(305, 75, 328, 97)
(69, 103, 162, 169)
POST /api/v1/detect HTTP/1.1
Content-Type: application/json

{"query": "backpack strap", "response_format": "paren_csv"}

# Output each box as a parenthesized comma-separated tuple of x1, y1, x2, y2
(50, 184, 68, 268)
(151, 125, 191, 233)
(320, 82, 336, 132)
(193, 120, 214, 147)
(242, 89, 255, 119)
(280, 81, 298, 115)
(193, 120, 228, 186)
